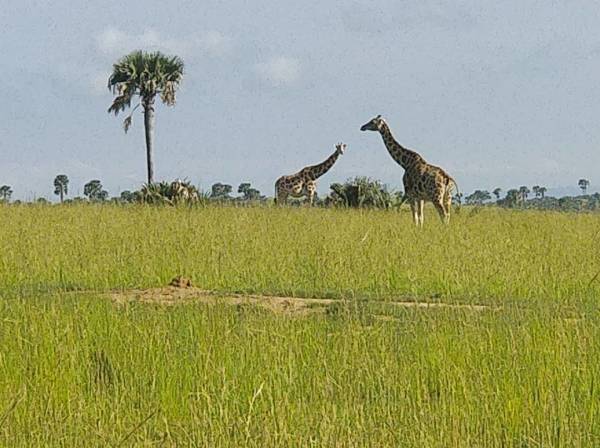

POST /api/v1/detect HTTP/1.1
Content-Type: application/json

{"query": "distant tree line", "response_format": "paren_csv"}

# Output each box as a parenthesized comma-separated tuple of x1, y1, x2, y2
(1, 175, 598, 213)
(457, 178, 599, 212)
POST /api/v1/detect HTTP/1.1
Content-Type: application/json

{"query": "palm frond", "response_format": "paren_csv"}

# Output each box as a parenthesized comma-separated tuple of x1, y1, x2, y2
(123, 116, 133, 133)
(121, 103, 140, 133)
(107, 93, 133, 116)
(107, 50, 185, 132)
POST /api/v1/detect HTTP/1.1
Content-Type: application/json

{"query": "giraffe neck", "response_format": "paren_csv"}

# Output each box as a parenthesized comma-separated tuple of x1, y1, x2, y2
(305, 149, 342, 180)
(378, 122, 423, 169)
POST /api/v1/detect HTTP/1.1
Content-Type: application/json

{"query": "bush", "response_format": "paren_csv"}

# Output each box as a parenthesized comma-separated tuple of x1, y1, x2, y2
(326, 177, 402, 209)
(136, 180, 204, 206)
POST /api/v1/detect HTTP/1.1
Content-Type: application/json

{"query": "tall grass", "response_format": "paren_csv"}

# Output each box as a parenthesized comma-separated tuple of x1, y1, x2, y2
(1, 203, 599, 305)
(1, 295, 599, 446)
(1, 204, 599, 445)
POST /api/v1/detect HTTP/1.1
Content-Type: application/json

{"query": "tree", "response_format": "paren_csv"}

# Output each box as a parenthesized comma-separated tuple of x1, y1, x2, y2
(53, 174, 69, 203)
(532, 185, 540, 198)
(465, 190, 491, 205)
(504, 189, 522, 208)
(538, 186, 547, 198)
(578, 178, 590, 195)
(0, 185, 13, 202)
(237, 183, 263, 201)
(119, 190, 136, 203)
(108, 51, 185, 185)
(210, 183, 233, 200)
(492, 188, 502, 200)
(518, 186, 530, 201)
(453, 192, 463, 206)
(84, 180, 108, 202)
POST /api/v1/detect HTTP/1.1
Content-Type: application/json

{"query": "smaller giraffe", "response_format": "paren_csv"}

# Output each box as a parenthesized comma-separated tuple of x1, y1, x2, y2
(361, 115, 457, 226)
(275, 143, 347, 205)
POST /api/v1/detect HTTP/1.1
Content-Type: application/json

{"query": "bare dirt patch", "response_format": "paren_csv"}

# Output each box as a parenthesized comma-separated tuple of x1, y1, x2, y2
(109, 286, 333, 316)
(108, 283, 495, 317)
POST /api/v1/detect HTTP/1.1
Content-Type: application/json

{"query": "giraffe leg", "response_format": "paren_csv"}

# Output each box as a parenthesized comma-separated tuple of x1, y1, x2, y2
(433, 192, 449, 224)
(276, 189, 288, 205)
(409, 200, 419, 226)
(275, 181, 284, 206)
(434, 201, 447, 224)
(418, 200, 425, 227)
(306, 182, 316, 206)
(443, 190, 452, 224)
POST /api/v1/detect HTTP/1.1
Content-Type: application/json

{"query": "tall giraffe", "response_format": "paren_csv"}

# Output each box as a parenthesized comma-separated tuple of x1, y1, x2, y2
(360, 115, 457, 226)
(275, 143, 346, 205)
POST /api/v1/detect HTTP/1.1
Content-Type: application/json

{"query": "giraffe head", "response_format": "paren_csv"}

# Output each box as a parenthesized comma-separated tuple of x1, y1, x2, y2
(335, 142, 347, 155)
(360, 115, 384, 132)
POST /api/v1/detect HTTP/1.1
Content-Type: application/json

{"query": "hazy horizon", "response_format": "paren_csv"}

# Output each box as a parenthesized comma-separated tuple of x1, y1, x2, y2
(2, 1, 599, 200)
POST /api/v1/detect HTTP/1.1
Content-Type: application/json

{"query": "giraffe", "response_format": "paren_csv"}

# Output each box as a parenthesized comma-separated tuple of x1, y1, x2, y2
(275, 143, 347, 205)
(360, 115, 457, 226)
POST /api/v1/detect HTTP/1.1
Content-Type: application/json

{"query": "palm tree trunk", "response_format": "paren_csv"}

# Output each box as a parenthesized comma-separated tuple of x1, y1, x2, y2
(143, 97, 156, 184)
(60, 190, 64, 203)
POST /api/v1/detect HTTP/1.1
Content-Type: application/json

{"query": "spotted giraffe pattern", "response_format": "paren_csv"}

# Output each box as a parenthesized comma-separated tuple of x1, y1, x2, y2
(275, 143, 346, 205)
(361, 115, 457, 226)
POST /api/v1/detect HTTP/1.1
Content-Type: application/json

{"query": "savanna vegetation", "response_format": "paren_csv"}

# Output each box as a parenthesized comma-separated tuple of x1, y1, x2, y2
(1, 204, 600, 446)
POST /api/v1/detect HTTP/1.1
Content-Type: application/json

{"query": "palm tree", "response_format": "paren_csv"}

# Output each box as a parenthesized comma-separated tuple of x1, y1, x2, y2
(532, 185, 540, 198)
(505, 189, 521, 208)
(538, 186, 547, 198)
(492, 188, 502, 200)
(519, 186, 530, 201)
(108, 51, 185, 185)
(0, 185, 12, 202)
(578, 178, 590, 195)
(53, 174, 69, 203)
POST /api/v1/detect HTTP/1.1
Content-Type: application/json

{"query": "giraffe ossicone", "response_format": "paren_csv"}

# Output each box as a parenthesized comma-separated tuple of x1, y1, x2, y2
(275, 143, 347, 205)
(361, 115, 458, 226)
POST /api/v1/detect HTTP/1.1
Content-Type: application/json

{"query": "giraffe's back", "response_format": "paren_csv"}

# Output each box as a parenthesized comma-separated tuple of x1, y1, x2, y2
(404, 162, 456, 200)
(275, 173, 310, 197)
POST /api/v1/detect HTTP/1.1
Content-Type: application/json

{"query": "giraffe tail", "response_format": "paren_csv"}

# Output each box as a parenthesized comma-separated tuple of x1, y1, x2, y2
(446, 178, 461, 212)
(448, 178, 458, 195)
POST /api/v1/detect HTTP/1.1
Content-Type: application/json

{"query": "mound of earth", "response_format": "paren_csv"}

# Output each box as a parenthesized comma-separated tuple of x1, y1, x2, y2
(169, 276, 192, 288)
(109, 286, 330, 316)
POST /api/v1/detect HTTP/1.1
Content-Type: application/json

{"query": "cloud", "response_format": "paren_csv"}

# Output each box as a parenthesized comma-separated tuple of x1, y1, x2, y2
(255, 57, 301, 86)
(95, 28, 231, 58)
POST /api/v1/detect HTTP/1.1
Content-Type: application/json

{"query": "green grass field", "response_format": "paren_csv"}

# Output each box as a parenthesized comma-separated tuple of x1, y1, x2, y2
(1, 204, 599, 446)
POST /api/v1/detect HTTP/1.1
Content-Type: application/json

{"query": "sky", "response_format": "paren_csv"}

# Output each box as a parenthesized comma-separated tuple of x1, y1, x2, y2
(1, 0, 600, 200)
